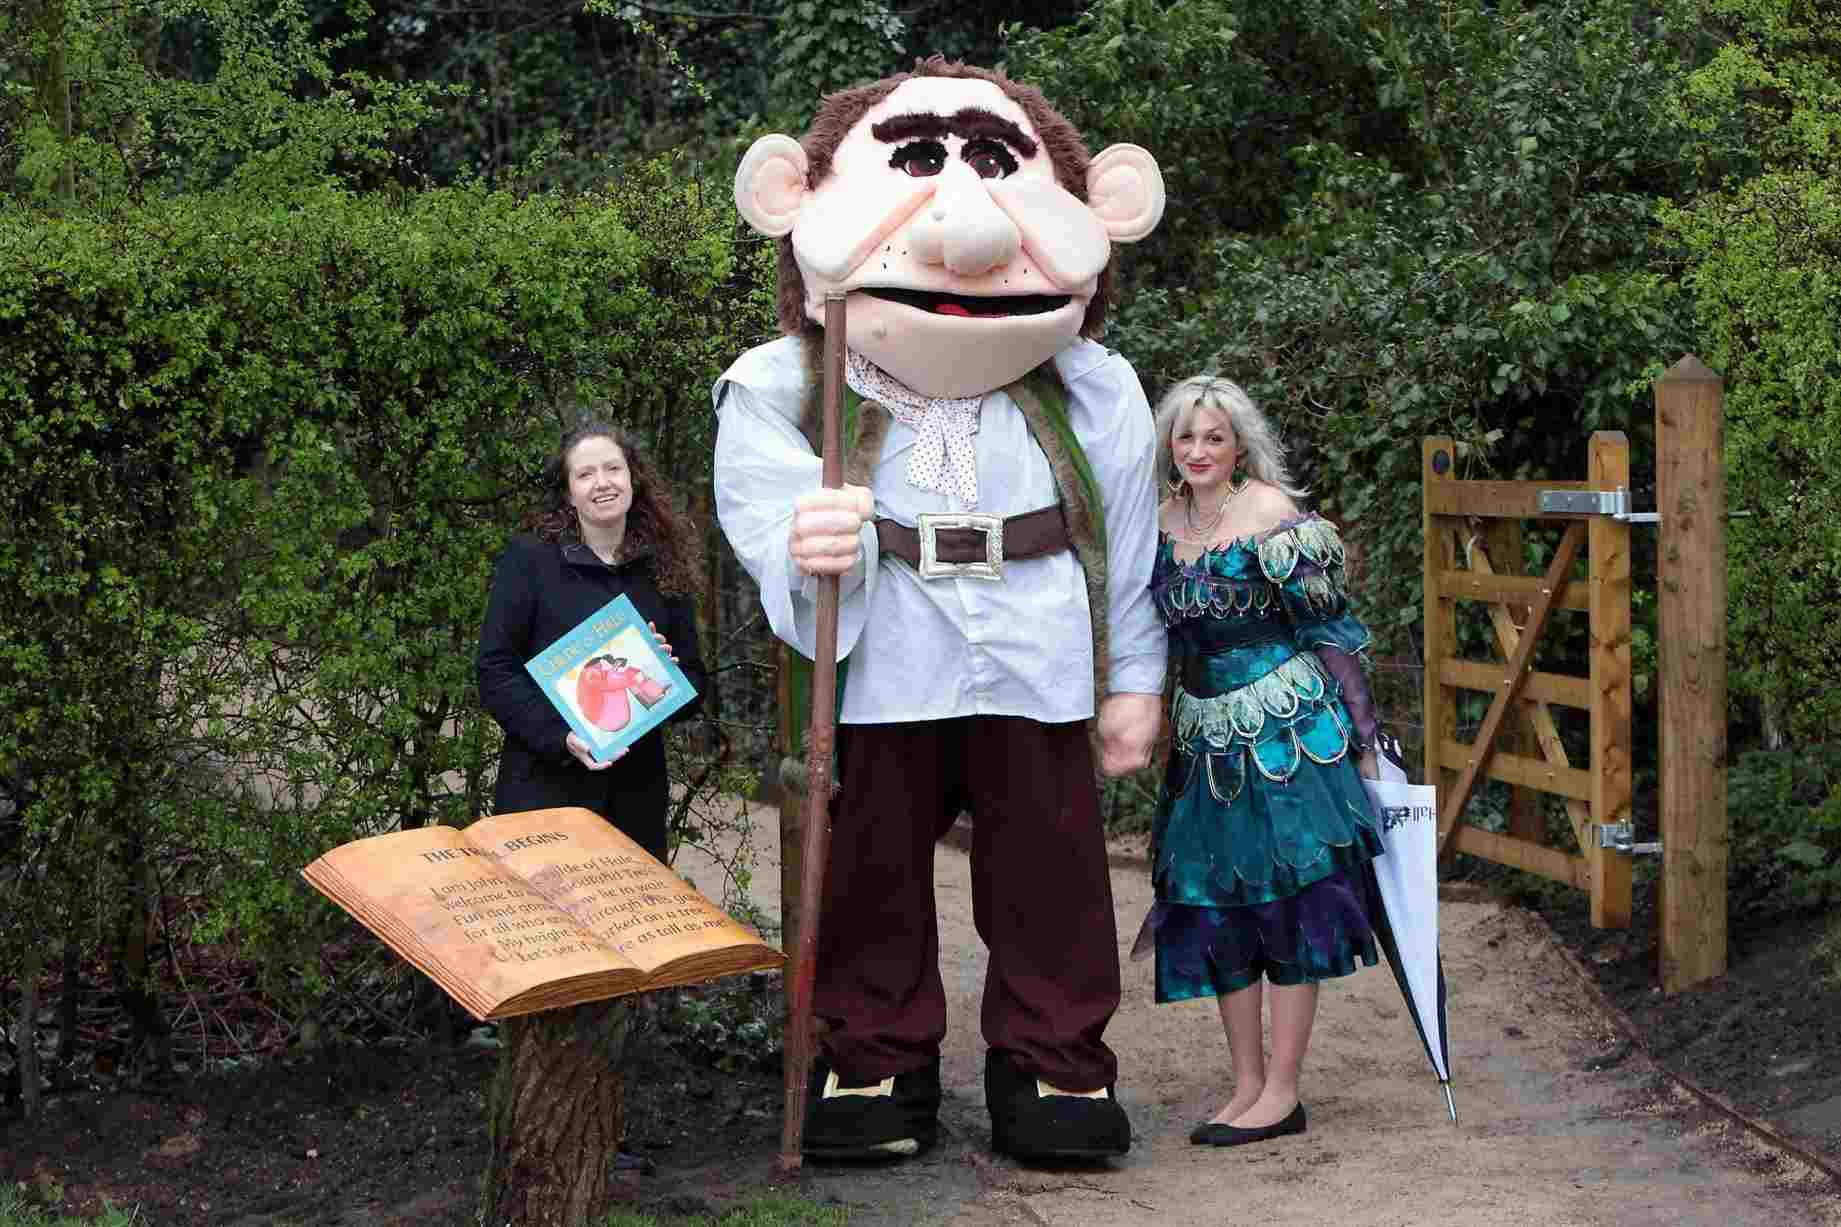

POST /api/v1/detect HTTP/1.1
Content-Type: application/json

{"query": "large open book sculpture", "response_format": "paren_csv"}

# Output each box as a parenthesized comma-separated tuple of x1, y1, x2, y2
(303, 807, 783, 1020)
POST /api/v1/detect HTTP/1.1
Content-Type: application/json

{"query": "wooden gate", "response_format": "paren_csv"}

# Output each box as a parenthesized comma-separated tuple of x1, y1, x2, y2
(1421, 430, 1635, 930)
(1420, 357, 1730, 992)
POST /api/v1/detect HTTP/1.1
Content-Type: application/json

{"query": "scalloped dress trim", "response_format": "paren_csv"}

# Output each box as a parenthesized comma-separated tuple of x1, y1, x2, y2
(1171, 653, 1353, 789)
(1154, 517, 1349, 626)
(1160, 512, 1339, 565)
(1255, 515, 1346, 582)
(1156, 572, 1281, 623)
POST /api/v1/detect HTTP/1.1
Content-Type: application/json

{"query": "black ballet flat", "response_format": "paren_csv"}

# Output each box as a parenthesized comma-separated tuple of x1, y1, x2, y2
(1190, 1103, 1307, 1147)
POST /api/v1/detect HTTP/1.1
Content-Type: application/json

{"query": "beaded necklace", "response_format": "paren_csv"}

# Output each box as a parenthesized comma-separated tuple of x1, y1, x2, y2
(1180, 479, 1248, 543)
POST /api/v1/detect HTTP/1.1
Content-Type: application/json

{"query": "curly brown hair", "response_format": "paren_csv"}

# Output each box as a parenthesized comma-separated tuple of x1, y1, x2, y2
(775, 54, 1114, 341)
(525, 422, 704, 598)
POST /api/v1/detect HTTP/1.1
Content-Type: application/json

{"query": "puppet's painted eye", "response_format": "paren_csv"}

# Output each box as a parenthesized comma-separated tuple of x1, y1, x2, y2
(963, 139, 1018, 180)
(891, 140, 947, 177)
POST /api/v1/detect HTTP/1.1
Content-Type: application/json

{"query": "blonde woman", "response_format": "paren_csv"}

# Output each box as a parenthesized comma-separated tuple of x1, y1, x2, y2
(1136, 376, 1383, 1146)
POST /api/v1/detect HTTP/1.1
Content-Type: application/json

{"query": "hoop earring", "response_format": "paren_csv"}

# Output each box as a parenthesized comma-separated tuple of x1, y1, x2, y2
(1166, 473, 1189, 498)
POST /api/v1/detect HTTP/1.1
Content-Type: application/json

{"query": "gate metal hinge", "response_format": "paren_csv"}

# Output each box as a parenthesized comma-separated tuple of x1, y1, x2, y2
(1538, 487, 1755, 524)
(1538, 487, 1660, 524)
(1597, 822, 1662, 855)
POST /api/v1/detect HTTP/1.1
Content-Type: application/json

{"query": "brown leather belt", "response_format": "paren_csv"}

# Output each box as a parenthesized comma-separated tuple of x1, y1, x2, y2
(875, 507, 1071, 579)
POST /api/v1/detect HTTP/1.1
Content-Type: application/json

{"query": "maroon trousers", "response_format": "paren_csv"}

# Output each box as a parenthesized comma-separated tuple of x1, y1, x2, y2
(813, 716, 1121, 1092)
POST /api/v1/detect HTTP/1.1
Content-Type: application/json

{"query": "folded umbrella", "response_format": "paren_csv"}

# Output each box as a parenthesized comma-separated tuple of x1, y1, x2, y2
(1361, 740, 1457, 1124)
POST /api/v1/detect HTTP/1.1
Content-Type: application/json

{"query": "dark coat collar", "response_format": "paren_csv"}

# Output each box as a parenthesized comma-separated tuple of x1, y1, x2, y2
(559, 537, 657, 571)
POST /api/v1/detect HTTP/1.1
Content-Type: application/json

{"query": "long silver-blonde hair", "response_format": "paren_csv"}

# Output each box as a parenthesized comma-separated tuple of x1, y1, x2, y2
(1153, 375, 1307, 500)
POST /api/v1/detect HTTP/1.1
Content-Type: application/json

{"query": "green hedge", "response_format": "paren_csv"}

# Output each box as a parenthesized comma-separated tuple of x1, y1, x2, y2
(1012, 0, 1841, 771)
(1664, 172, 1841, 744)
(0, 166, 774, 998)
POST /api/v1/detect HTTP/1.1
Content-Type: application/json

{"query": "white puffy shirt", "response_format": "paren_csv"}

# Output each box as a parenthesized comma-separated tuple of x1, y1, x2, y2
(712, 334, 1167, 725)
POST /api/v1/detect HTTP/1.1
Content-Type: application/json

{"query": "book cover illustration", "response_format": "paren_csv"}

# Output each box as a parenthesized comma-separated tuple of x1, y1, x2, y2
(524, 594, 696, 763)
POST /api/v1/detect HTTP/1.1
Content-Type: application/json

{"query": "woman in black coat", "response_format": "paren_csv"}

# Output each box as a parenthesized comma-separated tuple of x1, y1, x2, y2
(477, 421, 706, 862)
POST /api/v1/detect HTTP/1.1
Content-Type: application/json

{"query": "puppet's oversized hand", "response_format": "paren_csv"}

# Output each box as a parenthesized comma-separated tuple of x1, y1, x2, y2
(789, 485, 874, 576)
(1096, 692, 1160, 777)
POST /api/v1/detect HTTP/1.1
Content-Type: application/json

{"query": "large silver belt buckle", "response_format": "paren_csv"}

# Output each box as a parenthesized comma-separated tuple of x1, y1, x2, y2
(917, 512, 1004, 580)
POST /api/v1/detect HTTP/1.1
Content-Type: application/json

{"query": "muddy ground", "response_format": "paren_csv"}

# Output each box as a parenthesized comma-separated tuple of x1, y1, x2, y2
(4, 811, 1840, 1226)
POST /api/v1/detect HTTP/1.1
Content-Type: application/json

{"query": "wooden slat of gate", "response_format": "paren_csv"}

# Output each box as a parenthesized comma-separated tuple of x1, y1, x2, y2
(1439, 569, 1591, 612)
(1437, 740, 1594, 800)
(1587, 432, 1634, 928)
(1436, 521, 1586, 859)
(1425, 480, 1602, 519)
(1449, 826, 1590, 891)
(1439, 657, 1592, 710)
(1422, 440, 1461, 831)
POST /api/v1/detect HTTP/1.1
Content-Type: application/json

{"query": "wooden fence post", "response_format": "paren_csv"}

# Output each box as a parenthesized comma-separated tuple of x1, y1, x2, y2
(1655, 356, 1728, 992)
(1587, 431, 1633, 929)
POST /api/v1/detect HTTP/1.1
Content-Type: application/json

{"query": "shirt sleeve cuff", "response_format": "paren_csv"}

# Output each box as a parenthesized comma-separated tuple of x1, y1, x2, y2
(792, 522, 875, 602)
(1106, 653, 1167, 698)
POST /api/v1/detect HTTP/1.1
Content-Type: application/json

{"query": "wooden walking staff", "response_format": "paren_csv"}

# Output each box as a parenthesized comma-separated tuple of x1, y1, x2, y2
(780, 290, 847, 1172)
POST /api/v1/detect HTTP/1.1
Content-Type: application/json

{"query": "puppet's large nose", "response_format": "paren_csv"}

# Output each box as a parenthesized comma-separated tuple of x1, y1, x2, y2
(907, 161, 1021, 276)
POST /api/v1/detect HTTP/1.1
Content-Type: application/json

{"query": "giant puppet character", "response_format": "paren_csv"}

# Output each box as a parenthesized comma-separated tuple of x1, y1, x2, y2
(714, 57, 1167, 1162)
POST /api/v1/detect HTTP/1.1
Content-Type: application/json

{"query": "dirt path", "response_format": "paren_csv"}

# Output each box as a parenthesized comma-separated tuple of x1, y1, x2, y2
(678, 811, 1841, 1227)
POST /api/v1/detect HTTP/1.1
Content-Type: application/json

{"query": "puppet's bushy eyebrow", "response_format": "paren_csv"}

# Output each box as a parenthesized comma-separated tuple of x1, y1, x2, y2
(870, 108, 1039, 159)
(872, 112, 951, 143)
(949, 108, 1038, 158)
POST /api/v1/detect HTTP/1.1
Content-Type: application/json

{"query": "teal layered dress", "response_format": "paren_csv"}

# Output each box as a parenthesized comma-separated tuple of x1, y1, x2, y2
(1138, 514, 1384, 1003)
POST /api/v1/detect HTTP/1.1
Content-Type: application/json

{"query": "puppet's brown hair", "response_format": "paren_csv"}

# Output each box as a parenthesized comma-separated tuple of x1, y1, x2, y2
(774, 55, 1114, 341)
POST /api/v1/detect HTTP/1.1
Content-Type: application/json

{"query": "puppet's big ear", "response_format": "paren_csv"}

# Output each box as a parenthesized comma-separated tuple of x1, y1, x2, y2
(1087, 144, 1166, 243)
(734, 134, 809, 237)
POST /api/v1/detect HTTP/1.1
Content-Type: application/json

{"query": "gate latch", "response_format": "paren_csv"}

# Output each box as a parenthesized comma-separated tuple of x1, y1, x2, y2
(1538, 487, 1660, 524)
(1597, 822, 1662, 855)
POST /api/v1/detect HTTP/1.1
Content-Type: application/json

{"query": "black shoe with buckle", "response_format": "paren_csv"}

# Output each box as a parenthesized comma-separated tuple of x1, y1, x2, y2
(801, 1056, 941, 1160)
(984, 1049, 1131, 1161)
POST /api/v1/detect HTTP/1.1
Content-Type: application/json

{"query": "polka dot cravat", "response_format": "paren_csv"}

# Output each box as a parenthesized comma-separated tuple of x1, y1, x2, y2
(844, 349, 982, 508)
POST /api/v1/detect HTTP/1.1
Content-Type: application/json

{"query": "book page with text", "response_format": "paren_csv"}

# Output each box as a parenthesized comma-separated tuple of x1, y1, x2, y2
(468, 808, 777, 977)
(305, 824, 632, 1017)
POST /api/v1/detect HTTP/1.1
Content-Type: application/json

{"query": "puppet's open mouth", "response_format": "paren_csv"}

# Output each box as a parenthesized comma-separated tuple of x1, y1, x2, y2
(861, 288, 1071, 318)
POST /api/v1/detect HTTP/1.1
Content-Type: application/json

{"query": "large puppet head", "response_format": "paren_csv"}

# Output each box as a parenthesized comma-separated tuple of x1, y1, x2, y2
(733, 57, 1165, 400)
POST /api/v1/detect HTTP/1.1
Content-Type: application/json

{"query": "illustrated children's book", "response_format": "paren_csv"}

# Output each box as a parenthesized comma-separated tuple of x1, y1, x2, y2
(301, 807, 784, 1020)
(524, 594, 696, 762)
